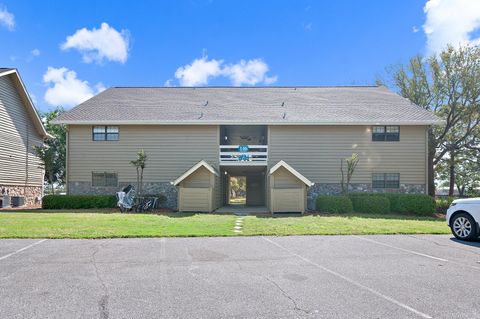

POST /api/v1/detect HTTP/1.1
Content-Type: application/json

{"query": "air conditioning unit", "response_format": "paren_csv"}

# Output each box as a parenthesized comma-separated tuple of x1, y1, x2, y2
(1, 195, 11, 208)
(11, 196, 25, 207)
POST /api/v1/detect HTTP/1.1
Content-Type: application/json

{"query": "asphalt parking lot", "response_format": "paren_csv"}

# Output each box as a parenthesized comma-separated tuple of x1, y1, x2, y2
(1, 235, 479, 319)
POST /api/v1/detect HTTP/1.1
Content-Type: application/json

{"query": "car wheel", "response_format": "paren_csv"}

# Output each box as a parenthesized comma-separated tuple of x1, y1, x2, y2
(451, 213, 477, 241)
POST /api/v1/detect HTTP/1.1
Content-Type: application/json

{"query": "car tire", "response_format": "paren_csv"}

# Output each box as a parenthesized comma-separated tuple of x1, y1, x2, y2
(451, 213, 477, 241)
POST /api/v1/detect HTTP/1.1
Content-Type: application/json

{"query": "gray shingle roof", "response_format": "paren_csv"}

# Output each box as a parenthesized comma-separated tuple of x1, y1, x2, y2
(0, 68, 15, 75)
(54, 86, 442, 125)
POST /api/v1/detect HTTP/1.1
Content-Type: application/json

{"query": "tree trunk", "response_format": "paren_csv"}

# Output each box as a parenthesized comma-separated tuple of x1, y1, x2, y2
(448, 150, 455, 196)
(427, 130, 435, 197)
(139, 168, 144, 197)
(136, 167, 140, 197)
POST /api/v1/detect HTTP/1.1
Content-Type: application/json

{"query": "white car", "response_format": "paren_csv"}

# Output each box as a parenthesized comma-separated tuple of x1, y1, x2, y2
(446, 198, 480, 241)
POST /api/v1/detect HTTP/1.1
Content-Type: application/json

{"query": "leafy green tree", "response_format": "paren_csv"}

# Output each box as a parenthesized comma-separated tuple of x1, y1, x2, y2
(34, 107, 66, 194)
(130, 149, 147, 197)
(382, 45, 480, 196)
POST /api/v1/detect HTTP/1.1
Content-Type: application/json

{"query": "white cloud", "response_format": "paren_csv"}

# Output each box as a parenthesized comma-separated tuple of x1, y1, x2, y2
(173, 56, 277, 86)
(0, 6, 14, 31)
(223, 59, 277, 86)
(174, 57, 223, 86)
(423, 0, 480, 54)
(412, 26, 419, 33)
(61, 22, 129, 64)
(43, 67, 104, 107)
(31, 48, 40, 56)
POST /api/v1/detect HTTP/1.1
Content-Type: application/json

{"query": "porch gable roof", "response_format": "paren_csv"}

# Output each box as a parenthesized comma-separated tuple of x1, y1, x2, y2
(173, 160, 219, 186)
(269, 160, 314, 187)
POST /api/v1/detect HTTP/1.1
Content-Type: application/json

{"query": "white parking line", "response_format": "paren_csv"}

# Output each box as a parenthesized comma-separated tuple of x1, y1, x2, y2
(262, 237, 432, 319)
(0, 239, 47, 261)
(354, 236, 448, 262)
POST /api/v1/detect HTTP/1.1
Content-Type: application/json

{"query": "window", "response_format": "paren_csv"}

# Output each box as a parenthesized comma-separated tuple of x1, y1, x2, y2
(92, 126, 119, 141)
(372, 173, 400, 189)
(92, 172, 118, 187)
(372, 126, 399, 141)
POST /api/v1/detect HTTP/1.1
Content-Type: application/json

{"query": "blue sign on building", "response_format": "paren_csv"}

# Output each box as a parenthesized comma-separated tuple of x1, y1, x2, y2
(238, 145, 249, 152)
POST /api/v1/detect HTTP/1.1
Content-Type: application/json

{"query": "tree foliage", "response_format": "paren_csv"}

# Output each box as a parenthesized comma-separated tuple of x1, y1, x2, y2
(34, 107, 66, 194)
(383, 45, 480, 196)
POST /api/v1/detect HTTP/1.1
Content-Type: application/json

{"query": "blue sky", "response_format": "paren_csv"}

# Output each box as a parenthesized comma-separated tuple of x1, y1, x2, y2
(1, 0, 479, 111)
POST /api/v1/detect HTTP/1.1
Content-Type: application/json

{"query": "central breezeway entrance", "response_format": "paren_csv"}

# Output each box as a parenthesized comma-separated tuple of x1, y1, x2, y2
(221, 166, 266, 207)
(228, 176, 246, 205)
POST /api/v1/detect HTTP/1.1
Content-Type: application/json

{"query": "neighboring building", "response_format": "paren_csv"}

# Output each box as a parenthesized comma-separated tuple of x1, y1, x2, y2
(55, 86, 442, 213)
(0, 68, 48, 207)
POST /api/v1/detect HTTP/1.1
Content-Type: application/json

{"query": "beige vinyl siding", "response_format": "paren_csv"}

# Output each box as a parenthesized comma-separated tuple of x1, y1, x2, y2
(177, 166, 217, 212)
(178, 188, 212, 212)
(68, 125, 219, 183)
(268, 125, 427, 184)
(272, 167, 303, 189)
(0, 75, 44, 186)
(181, 167, 212, 188)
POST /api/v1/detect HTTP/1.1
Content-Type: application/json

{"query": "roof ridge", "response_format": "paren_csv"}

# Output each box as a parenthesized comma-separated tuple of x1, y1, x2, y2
(111, 85, 380, 89)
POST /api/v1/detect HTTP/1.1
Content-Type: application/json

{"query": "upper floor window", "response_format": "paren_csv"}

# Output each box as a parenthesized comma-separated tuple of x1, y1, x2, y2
(372, 173, 400, 189)
(92, 126, 119, 141)
(372, 126, 400, 141)
(92, 172, 118, 187)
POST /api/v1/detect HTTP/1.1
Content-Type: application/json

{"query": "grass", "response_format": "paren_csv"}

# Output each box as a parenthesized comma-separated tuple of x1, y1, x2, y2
(0, 210, 450, 238)
(241, 214, 450, 236)
(0, 211, 237, 238)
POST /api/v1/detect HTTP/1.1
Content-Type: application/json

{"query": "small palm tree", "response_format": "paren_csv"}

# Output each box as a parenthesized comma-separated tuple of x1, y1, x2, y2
(131, 149, 147, 197)
(340, 153, 359, 195)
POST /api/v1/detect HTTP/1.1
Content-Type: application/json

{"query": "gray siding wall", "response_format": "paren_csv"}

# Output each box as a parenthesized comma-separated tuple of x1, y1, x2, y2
(268, 125, 427, 186)
(68, 125, 219, 188)
(0, 75, 44, 187)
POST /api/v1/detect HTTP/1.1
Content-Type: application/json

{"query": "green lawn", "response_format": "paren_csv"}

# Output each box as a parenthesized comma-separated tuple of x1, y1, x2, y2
(0, 211, 237, 238)
(0, 211, 450, 238)
(241, 214, 450, 236)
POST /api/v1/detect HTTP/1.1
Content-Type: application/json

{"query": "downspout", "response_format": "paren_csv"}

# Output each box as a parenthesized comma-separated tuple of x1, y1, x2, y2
(425, 126, 429, 196)
(66, 125, 69, 195)
(25, 120, 29, 197)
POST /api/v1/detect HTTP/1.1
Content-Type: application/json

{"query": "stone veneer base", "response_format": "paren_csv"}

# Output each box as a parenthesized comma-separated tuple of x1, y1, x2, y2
(0, 185, 43, 207)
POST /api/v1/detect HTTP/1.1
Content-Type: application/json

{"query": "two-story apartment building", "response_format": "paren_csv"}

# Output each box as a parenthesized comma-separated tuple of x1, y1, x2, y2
(0, 68, 48, 207)
(55, 86, 441, 213)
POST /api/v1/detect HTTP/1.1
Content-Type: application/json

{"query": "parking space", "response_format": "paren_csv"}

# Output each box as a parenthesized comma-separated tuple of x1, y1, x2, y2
(1, 235, 479, 318)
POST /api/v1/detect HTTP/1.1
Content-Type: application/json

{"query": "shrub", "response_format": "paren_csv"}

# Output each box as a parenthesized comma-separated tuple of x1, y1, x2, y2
(42, 195, 117, 209)
(394, 194, 435, 215)
(316, 195, 353, 214)
(347, 193, 435, 215)
(435, 196, 458, 214)
(349, 195, 390, 214)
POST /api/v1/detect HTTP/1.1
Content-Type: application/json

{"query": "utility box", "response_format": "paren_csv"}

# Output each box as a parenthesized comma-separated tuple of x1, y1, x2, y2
(1, 195, 11, 208)
(11, 196, 25, 207)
